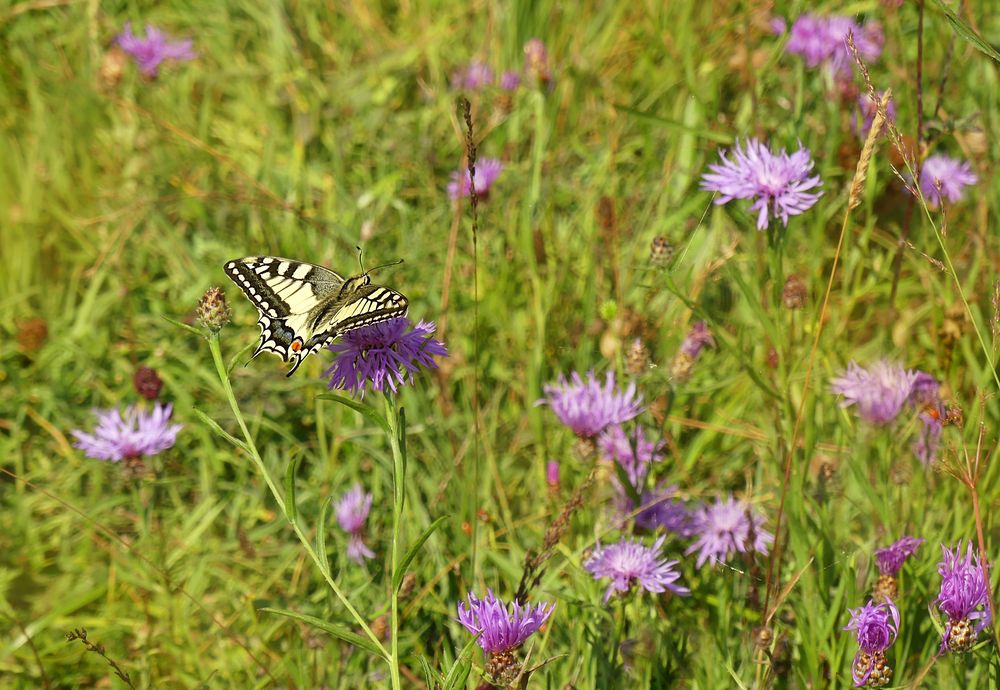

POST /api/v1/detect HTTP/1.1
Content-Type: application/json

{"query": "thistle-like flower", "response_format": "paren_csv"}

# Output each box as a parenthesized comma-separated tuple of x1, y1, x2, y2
(116, 23, 195, 77)
(918, 154, 978, 208)
(500, 71, 521, 91)
(700, 139, 823, 231)
(335, 484, 375, 565)
(451, 60, 494, 90)
(937, 541, 991, 653)
(447, 158, 504, 201)
(685, 495, 773, 568)
(830, 360, 919, 425)
(584, 536, 689, 602)
(197, 286, 231, 333)
(457, 590, 553, 653)
(628, 485, 695, 536)
(844, 599, 899, 687)
(538, 370, 642, 439)
(323, 318, 447, 398)
(72, 403, 181, 462)
(873, 536, 924, 602)
(599, 424, 663, 487)
(785, 14, 883, 78)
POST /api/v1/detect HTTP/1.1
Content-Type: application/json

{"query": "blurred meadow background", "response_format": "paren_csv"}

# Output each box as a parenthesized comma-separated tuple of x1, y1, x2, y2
(3, 0, 1000, 688)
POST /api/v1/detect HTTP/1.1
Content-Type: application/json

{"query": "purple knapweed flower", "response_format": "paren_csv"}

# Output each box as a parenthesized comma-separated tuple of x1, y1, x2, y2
(830, 360, 919, 426)
(72, 403, 181, 462)
(700, 139, 823, 231)
(629, 485, 696, 536)
(937, 541, 992, 653)
(324, 318, 447, 398)
(447, 158, 504, 201)
(680, 321, 715, 358)
(918, 154, 978, 208)
(686, 495, 773, 568)
(451, 60, 494, 91)
(599, 424, 664, 487)
(335, 484, 374, 565)
(523, 38, 551, 84)
(584, 536, 689, 602)
(875, 536, 924, 576)
(785, 14, 883, 78)
(538, 370, 643, 438)
(844, 599, 899, 687)
(116, 23, 195, 77)
(457, 590, 554, 654)
(500, 71, 521, 91)
(856, 91, 896, 139)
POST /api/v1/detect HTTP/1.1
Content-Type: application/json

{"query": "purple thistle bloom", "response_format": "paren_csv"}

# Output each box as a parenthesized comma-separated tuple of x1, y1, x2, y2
(324, 318, 447, 398)
(447, 158, 504, 201)
(937, 541, 992, 652)
(335, 484, 374, 565)
(116, 23, 195, 77)
(599, 424, 663, 487)
(918, 154, 978, 208)
(456, 590, 554, 654)
(72, 403, 181, 462)
(875, 536, 924, 576)
(538, 370, 643, 439)
(844, 599, 900, 686)
(500, 70, 521, 91)
(451, 60, 494, 91)
(685, 495, 773, 568)
(630, 485, 696, 536)
(785, 14, 882, 78)
(584, 536, 690, 603)
(680, 321, 715, 358)
(830, 360, 919, 425)
(523, 38, 551, 84)
(855, 90, 896, 139)
(700, 139, 823, 231)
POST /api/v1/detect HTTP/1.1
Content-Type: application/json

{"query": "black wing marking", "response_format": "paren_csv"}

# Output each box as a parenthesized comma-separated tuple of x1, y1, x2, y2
(309, 285, 409, 345)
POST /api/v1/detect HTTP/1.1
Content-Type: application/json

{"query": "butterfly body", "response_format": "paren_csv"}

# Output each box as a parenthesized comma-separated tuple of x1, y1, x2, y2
(224, 256, 408, 376)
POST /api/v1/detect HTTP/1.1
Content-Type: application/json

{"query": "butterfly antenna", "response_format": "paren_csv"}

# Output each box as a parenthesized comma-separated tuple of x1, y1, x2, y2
(364, 258, 405, 277)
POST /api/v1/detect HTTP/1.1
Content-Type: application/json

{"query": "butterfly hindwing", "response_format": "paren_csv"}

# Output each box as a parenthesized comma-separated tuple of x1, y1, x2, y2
(223, 255, 408, 377)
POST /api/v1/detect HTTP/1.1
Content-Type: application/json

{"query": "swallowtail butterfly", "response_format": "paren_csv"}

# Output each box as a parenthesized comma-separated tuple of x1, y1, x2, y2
(224, 256, 408, 377)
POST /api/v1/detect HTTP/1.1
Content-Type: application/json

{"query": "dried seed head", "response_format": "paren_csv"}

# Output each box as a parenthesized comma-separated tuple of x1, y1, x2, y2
(669, 351, 695, 382)
(370, 614, 389, 641)
(782, 274, 807, 310)
(133, 366, 163, 400)
(625, 338, 650, 376)
(486, 649, 521, 687)
(399, 572, 417, 599)
(752, 625, 773, 649)
(197, 286, 231, 333)
(99, 46, 128, 89)
(649, 236, 674, 266)
(16, 317, 48, 353)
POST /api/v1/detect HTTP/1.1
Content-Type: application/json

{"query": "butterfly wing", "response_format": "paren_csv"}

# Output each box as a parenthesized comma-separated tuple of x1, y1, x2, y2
(224, 256, 343, 374)
(308, 282, 410, 345)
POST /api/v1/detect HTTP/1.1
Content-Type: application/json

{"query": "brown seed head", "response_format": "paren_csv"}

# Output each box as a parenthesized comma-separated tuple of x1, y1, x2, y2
(133, 366, 163, 400)
(197, 286, 231, 333)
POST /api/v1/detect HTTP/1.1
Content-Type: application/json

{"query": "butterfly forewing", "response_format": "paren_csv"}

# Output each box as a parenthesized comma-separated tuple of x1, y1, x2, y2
(223, 255, 408, 376)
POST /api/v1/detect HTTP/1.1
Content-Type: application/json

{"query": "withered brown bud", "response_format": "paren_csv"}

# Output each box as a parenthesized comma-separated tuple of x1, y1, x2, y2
(782, 274, 807, 310)
(99, 46, 128, 89)
(16, 317, 48, 353)
(625, 338, 650, 376)
(133, 366, 163, 400)
(649, 236, 674, 266)
(197, 286, 231, 333)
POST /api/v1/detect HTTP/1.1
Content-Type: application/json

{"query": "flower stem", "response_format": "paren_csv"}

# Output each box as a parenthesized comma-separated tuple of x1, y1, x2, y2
(384, 392, 406, 690)
(207, 333, 389, 662)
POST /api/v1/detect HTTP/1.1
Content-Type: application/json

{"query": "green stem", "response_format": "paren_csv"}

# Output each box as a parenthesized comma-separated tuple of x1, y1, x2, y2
(384, 393, 405, 690)
(207, 333, 389, 662)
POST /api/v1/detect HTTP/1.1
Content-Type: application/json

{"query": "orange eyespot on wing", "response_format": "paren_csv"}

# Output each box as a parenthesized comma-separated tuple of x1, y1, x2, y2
(291, 340, 302, 352)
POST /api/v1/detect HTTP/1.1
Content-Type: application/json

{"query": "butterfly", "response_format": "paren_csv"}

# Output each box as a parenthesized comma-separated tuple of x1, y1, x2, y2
(223, 256, 408, 377)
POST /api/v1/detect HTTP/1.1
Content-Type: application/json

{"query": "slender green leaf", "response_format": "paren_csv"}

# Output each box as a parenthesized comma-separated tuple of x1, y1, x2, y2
(393, 515, 449, 591)
(613, 104, 733, 143)
(398, 406, 408, 476)
(316, 393, 391, 434)
(418, 656, 443, 688)
(442, 633, 481, 690)
(283, 454, 302, 523)
(259, 607, 386, 660)
(930, 0, 1000, 64)
(193, 408, 249, 453)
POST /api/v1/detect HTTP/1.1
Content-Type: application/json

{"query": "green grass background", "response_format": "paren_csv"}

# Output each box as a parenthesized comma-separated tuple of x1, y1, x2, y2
(2, 1, 999, 687)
